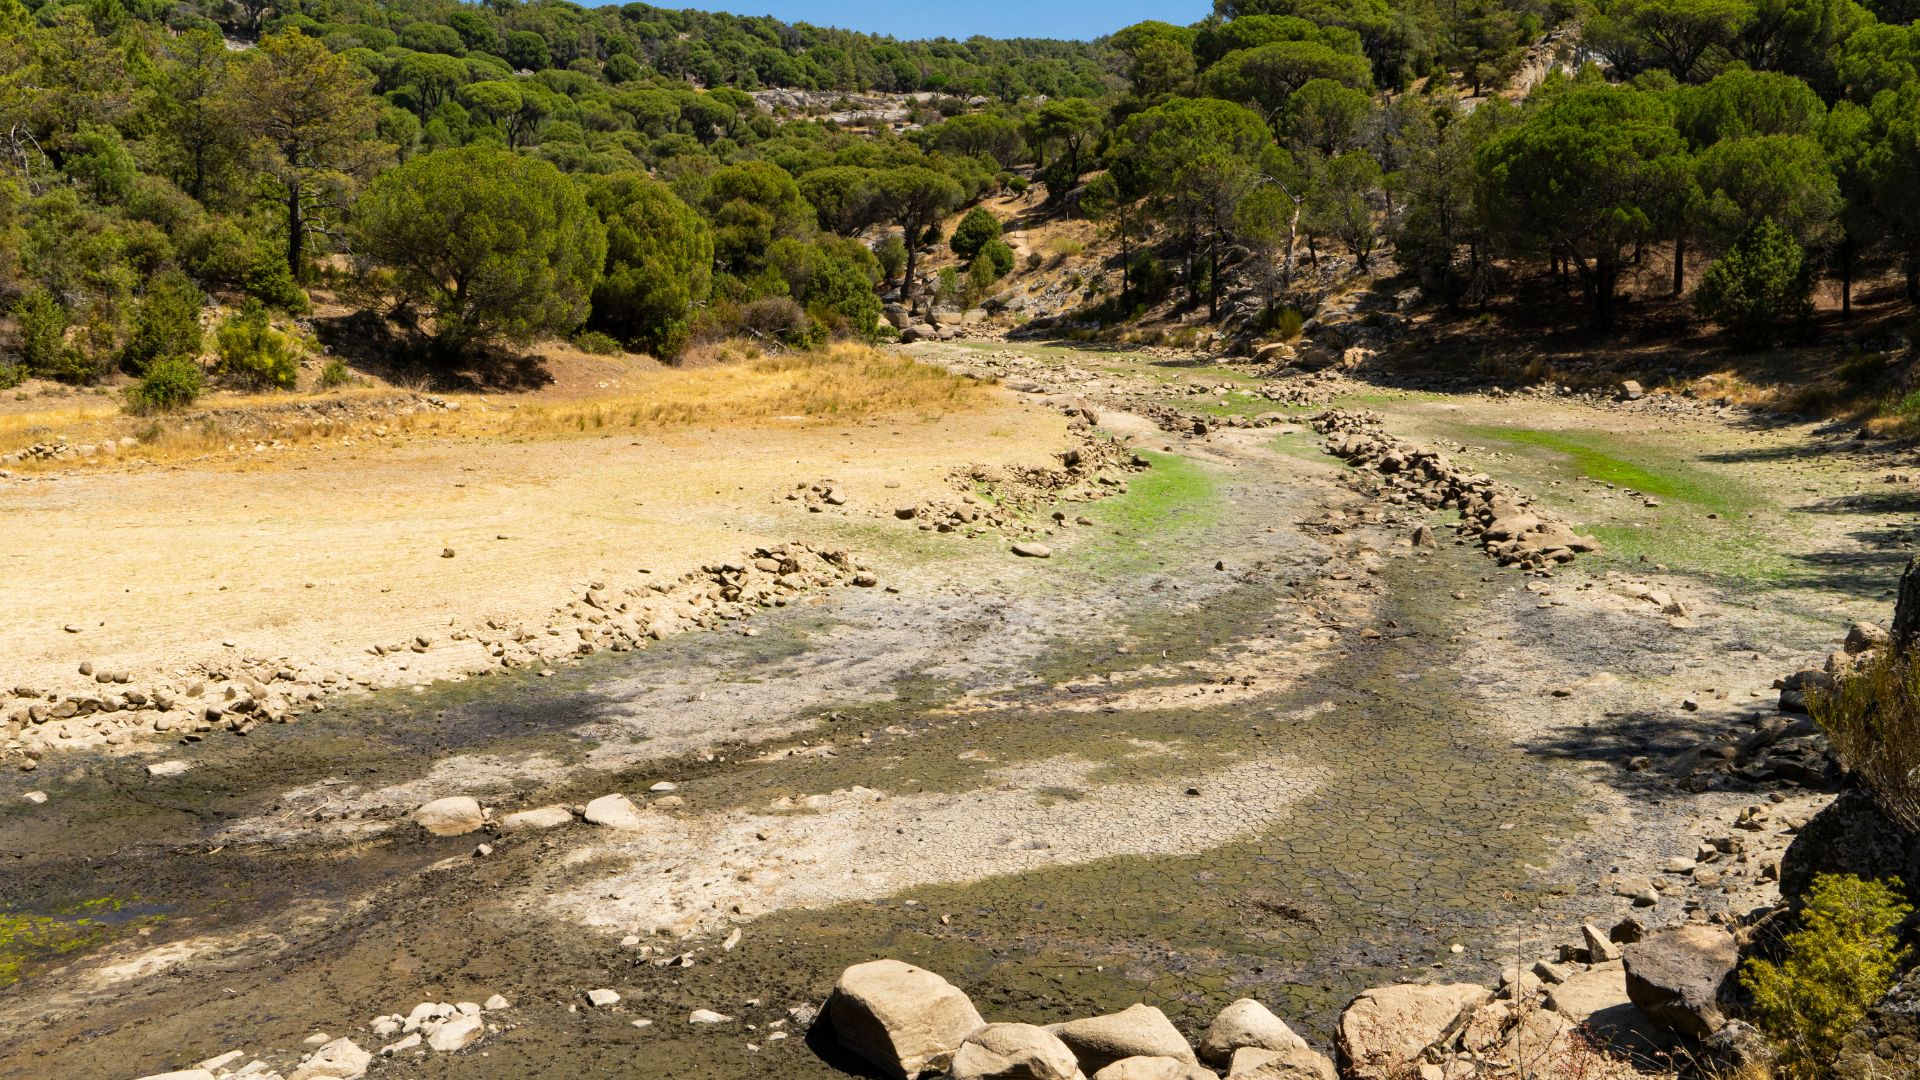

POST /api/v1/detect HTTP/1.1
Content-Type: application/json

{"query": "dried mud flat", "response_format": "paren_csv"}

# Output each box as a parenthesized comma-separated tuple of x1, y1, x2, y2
(0, 343, 1901, 1079)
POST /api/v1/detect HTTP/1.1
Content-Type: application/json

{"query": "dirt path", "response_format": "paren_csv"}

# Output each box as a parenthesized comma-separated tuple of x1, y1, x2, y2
(0, 343, 1895, 1079)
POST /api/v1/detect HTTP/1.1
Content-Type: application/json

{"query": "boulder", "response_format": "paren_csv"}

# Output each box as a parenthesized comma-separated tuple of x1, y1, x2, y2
(287, 1038, 370, 1080)
(1226, 1044, 1337, 1079)
(1546, 960, 1679, 1061)
(134, 1073, 216, 1080)
(1048, 1004, 1195, 1074)
(1337, 983, 1490, 1080)
(1198, 998, 1308, 1065)
(827, 959, 985, 1080)
(1781, 787, 1920, 913)
(427, 1012, 484, 1052)
(1845, 621, 1890, 655)
(499, 805, 572, 833)
(414, 796, 483, 836)
(1620, 380, 1645, 401)
(1624, 924, 1739, 1038)
(950, 1023, 1085, 1080)
(583, 793, 646, 829)
(1012, 542, 1053, 559)
(1090, 1056, 1214, 1080)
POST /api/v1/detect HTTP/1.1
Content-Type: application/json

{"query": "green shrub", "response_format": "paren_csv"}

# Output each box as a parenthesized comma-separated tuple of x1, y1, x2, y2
(1743, 873, 1912, 1077)
(875, 233, 907, 284)
(1006, 175, 1030, 195)
(316, 359, 352, 390)
(214, 303, 299, 390)
(121, 272, 206, 374)
(243, 249, 310, 313)
(1277, 306, 1305, 340)
(13, 289, 68, 376)
(1695, 219, 1813, 348)
(980, 237, 1015, 278)
(949, 206, 1002, 261)
(0, 362, 25, 390)
(572, 330, 623, 355)
(124, 357, 204, 413)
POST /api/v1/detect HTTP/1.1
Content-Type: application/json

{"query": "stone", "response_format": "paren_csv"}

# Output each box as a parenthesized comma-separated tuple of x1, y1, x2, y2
(1781, 788, 1920, 913)
(1845, 621, 1890, 655)
(1624, 924, 1739, 1038)
(1547, 960, 1678, 1061)
(22, 791, 46, 804)
(484, 994, 510, 1011)
(1620, 380, 1645, 401)
(287, 1038, 370, 1080)
(1091, 1056, 1215, 1080)
(583, 793, 646, 829)
(414, 796, 484, 836)
(689, 1009, 733, 1024)
(379, 1033, 421, 1056)
(198, 1051, 247, 1071)
(587, 988, 622, 1007)
(1198, 999, 1308, 1065)
(950, 1023, 1084, 1080)
(426, 1013, 484, 1052)
(1583, 922, 1622, 962)
(134, 1072, 216, 1080)
(1225, 1044, 1338, 1079)
(499, 805, 572, 833)
(1048, 1004, 1195, 1074)
(1337, 983, 1491, 1080)
(146, 760, 192, 779)
(827, 959, 985, 1080)
(1012, 542, 1053, 559)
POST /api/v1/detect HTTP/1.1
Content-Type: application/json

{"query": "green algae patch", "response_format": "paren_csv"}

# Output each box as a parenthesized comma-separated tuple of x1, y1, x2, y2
(0, 897, 165, 988)
(1458, 426, 1746, 513)
(1080, 450, 1220, 542)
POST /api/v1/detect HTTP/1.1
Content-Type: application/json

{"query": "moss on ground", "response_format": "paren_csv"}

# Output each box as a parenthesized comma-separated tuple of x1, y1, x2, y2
(0, 897, 164, 988)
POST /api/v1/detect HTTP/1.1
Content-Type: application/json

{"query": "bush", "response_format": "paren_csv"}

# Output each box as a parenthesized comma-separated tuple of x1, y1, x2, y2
(316, 359, 353, 390)
(573, 330, 623, 355)
(13, 289, 68, 376)
(1277, 306, 1305, 340)
(735, 296, 816, 348)
(875, 233, 907, 284)
(1743, 874, 1912, 1077)
(1695, 219, 1813, 348)
(124, 357, 204, 413)
(1006, 175, 1030, 195)
(215, 304, 300, 390)
(979, 238, 1015, 278)
(1044, 235, 1085, 261)
(0, 361, 25, 390)
(949, 206, 1002, 261)
(121, 272, 206, 374)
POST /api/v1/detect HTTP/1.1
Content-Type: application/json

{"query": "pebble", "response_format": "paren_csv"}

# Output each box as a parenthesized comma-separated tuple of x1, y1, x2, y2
(689, 1009, 734, 1024)
(587, 989, 622, 1007)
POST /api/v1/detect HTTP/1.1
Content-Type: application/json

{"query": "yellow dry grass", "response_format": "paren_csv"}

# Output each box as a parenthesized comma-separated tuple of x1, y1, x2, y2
(0, 343, 995, 471)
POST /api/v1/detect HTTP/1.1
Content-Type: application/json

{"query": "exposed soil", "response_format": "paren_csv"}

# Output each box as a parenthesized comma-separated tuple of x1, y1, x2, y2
(0, 340, 1902, 1079)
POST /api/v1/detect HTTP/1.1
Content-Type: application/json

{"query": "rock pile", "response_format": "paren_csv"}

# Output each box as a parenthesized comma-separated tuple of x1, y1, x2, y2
(1, 542, 876, 767)
(1309, 409, 1600, 572)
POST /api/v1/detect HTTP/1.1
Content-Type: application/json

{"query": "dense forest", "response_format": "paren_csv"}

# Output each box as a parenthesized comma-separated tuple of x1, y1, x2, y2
(6, 0, 1920, 408)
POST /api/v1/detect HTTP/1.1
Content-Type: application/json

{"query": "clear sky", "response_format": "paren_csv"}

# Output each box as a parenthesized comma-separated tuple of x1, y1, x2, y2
(690, 1, 1211, 42)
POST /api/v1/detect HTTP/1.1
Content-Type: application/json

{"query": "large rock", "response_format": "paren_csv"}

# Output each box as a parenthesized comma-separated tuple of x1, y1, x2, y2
(1781, 787, 1920, 913)
(499, 804, 573, 833)
(414, 796, 483, 836)
(1198, 998, 1309, 1065)
(1226, 1044, 1337, 1079)
(583, 793, 646, 829)
(1337, 983, 1490, 1080)
(1090, 1056, 1214, 1080)
(1624, 924, 1739, 1038)
(1836, 965, 1920, 1079)
(287, 1038, 371, 1080)
(950, 1023, 1085, 1080)
(827, 960, 984, 1080)
(1545, 960, 1678, 1061)
(1048, 1004, 1196, 1074)
(427, 1012, 485, 1052)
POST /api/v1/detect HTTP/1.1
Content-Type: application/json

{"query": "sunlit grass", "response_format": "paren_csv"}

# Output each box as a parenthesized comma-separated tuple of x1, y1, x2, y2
(0, 344, 997, 472)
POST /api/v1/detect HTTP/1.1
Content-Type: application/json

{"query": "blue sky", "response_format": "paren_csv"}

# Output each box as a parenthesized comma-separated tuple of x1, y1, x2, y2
(692, 1, 1210, 42)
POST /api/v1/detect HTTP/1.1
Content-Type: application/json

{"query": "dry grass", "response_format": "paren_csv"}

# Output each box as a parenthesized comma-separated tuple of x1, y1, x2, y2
(0, 343, 997, 472)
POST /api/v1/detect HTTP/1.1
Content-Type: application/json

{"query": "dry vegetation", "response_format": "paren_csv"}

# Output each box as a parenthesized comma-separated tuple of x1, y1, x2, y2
(0, 344, 994, 471)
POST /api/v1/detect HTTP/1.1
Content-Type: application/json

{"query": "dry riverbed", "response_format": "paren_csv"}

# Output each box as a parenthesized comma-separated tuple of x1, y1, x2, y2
(0, 341, 1899, 1079)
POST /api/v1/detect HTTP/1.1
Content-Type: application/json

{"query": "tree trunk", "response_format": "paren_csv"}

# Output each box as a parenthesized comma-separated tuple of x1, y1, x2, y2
(1672, 234, 1685, 296)
(1281, 197, 1300, 287)
(902, 218, 919, 309)
(1908, 252, 1919, 306)
(1208, 242, 1220, 322)
(1841, 236, 1854, 318)
(286, 183, 303, 281)
(1119, 234, 1131, 307)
